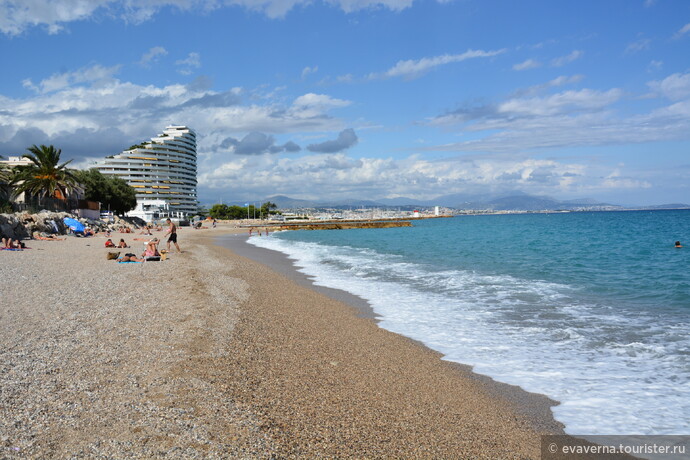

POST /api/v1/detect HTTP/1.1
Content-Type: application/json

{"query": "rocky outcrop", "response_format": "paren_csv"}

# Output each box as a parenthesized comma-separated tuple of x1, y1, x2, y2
(0, 211, 146, 240)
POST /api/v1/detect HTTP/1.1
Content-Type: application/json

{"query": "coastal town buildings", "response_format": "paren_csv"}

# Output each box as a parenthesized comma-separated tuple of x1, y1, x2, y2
(95, 126, 197, 221)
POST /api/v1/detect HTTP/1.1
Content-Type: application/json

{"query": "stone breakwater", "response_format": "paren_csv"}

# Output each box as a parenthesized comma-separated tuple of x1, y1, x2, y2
(0, 211, 145, 240)
(274, 220, 413, 231)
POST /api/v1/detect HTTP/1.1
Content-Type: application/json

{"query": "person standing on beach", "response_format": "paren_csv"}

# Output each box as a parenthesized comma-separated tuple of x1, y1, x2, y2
(165, 218, 181, 253)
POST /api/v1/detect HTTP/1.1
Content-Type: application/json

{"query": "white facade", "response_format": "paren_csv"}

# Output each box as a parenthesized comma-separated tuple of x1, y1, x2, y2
(0, 156, 32, 203)
(1, 156, 32, 167)
(96, 126, 197, 218)
(124, 199, 170, 222)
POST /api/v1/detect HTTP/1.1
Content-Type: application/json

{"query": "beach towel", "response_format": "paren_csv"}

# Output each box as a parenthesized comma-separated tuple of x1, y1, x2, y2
(145, 256, 161, 262)
(118, 260, 143, 264)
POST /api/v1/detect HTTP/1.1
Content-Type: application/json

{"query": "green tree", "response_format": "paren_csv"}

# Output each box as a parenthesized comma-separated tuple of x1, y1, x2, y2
(209, 203, 262, 220)
(0, 155, 8, 181)
(73, 169, 137, 215)
(11, 145, 80, 203)
(0, 155, 13, 212)
(0, 155, 10, 195)
(261, 201, 278, 216)
(209, 203, 230, 219)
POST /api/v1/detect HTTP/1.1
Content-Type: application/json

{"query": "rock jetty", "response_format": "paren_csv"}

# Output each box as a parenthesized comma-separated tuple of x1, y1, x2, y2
(0, 211, 145, 240)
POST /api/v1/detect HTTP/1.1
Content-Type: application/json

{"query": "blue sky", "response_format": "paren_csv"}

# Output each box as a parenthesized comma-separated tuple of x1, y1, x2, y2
(0, 0, 689, 205)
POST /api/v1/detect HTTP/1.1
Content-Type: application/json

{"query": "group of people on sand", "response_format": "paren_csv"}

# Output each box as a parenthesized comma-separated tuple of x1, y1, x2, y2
(2, 217, 187, 255)
(117, 238, 161, 262)
(114, 218, 181, 262)
(105, 238, 130, 248)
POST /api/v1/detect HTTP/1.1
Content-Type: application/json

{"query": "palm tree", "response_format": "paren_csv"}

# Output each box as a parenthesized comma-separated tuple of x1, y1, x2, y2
(0, 155, 15, 212)
(11, 145, 80, 205)
(0, 155, 9, 199)
(0, 154, 8, 176)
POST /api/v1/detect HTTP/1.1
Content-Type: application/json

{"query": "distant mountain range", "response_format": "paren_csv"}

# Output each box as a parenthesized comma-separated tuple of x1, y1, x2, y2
(211, 193, 690, 212)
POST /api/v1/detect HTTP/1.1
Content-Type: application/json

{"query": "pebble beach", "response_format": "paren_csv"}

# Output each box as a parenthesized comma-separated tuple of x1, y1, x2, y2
(1, 223, 563, 458)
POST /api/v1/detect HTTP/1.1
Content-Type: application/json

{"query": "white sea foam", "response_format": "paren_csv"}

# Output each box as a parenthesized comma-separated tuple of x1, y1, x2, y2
(248, 235, 690, 435)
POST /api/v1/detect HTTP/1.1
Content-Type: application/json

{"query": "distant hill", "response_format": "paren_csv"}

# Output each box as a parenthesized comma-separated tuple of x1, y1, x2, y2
(376, 197, 428, 206)
(263, 195, 317, 208)
(636, 203, 690, 210)
(453, 195, 623, 211)
(205, 193, 688, 212)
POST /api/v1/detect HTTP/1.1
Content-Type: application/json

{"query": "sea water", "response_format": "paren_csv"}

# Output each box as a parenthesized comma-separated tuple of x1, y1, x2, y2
(247, 210, 690, 435)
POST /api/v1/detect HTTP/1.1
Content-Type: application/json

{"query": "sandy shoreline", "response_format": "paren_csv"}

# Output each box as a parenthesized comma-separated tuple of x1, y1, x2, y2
(220, 232, 566, 432)
(1, 223, 563, 457)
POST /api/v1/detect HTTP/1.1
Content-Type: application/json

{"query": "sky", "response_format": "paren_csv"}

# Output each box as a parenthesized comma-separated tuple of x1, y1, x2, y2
(0, 0, 689, 206)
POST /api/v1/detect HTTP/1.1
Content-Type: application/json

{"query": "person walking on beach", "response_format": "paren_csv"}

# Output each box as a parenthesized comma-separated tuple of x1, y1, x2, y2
(165, 218, 181, 253)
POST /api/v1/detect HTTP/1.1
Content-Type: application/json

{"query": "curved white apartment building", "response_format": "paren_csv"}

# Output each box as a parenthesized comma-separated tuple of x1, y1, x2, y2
(96, 126, 197, 219)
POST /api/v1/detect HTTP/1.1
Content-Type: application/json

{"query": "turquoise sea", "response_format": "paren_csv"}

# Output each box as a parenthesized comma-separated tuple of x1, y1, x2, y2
(248, 210, 690, 435)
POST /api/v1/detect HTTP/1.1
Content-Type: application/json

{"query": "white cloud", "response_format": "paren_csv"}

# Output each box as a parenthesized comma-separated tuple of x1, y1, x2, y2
(0, 0, 109, 35)
(648, 71, 690, 100)
(497, 88, 623, 117)
(647, 60, 663, 72)
(140, 46, 168, 67)
(21, 64, 120, 94)
(0, 0, 451, 34)
(197, 149, 651, 201)
(301, 66, 318, 79)
(425, 69, 690, 157)
(368, 49, 506, 80)
(290, 93, 351, 117)
(176, 52, 201, 68)
(551, 50, 583, 67)
(329, 0, 414, 13)
(0, 73, 352, 166)
(513, 59, 541, 71)
(175, 52, 201, 75)
(511, 75, 585, 98)
(673, 22, 690, 39)
(603, 169, 651, 189)
(625, 38, 650, 54)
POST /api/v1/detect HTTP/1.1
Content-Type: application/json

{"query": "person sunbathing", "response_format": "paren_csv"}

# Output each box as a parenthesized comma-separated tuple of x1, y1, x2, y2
(143, 238, 160, 258)
(2, 237, 22, 249)
(32, 231, 65, 241)
(117, 239, 129, 248)
(105, 239, 116, 248)
(117, 253, 144, 262)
